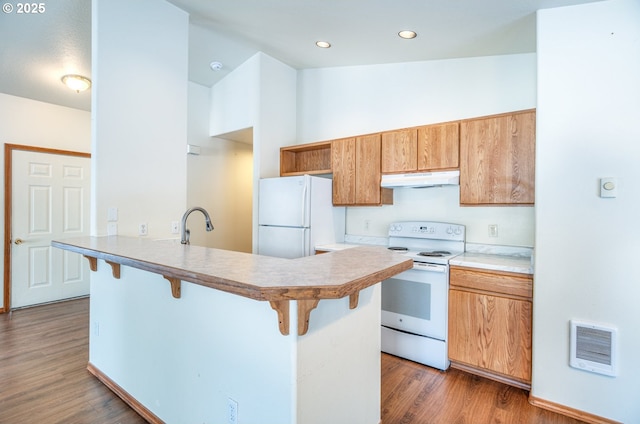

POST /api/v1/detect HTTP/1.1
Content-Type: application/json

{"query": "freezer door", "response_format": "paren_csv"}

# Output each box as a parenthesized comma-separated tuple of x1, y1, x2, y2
(259, 176, 309, 227)
(258, 226, 310, 258)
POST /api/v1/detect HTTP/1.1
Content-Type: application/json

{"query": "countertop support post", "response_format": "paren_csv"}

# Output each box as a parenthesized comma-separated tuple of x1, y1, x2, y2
(105, 261, 121, 279)
(163, 276, 181, 298)
(298, 299, 320, 336)
(269, 300, 290, 335)
(349, 292, 359, 309)
(84, 255, 97, 272)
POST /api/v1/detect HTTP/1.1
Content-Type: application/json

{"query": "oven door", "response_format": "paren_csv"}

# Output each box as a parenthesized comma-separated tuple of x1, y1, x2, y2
(381, 262, 448, 340)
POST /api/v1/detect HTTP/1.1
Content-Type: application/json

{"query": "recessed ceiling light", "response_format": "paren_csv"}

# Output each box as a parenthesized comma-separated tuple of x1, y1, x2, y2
(398, 30, 417, 39)
(315, 41, 331, 48)
(210, 61, 223, 71)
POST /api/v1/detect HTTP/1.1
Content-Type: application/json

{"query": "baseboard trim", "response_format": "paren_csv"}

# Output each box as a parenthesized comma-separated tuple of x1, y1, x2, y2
(450, 361, 531, 390)
(87, 362, 164, 424)
(529, 395, 622, 424)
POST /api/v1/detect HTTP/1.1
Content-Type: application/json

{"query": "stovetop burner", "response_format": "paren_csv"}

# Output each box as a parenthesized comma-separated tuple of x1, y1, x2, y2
(418, 250, 451, 257)
(388, 246, 409, 252)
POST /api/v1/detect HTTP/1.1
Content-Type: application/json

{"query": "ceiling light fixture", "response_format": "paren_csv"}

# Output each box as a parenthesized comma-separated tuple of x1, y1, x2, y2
(398, 30, 417, 39)
(315, 41, 331, 48)
(61, 74, 91, 93)
(210, 61, 223, 71)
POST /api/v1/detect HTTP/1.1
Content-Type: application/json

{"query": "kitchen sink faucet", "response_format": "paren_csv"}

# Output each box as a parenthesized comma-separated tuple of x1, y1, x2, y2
(180, 207, 214, 244)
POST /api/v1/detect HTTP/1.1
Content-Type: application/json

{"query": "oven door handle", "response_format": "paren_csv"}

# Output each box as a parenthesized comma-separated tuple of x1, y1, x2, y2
(412, 262, 447, 272)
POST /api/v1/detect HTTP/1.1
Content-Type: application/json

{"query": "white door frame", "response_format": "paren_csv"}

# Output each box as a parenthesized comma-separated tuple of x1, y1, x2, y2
(2, 143, 91, 313)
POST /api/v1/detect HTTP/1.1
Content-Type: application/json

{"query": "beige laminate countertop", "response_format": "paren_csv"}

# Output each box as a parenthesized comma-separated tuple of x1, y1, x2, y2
(52, 236, 413, 302)
(449, 252, 533, 275)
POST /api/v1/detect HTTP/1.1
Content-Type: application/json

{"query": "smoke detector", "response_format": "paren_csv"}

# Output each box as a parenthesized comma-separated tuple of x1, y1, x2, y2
(210, 61, 223, 71)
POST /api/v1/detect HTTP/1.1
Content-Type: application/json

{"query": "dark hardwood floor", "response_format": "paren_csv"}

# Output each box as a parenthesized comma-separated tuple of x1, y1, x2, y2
(0, 298, 584, 424)
(0, 298, 146, 424)
(381, 353, 585, 424)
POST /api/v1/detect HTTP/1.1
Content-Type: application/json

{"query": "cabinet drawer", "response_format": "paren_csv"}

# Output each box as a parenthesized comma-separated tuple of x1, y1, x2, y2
(450, 266, 532, 299)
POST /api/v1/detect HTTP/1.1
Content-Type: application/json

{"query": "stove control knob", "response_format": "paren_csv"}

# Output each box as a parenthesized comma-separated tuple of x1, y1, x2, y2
(454, 228, 462, 235)
(446, 227, 453, 234)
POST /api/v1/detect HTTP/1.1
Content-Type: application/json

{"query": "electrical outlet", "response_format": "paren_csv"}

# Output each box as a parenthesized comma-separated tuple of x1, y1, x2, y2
(171, 221, 180, 234)
(227, 398, 238, 424)
(488, 224, 498, 238)
(138, 223, 148, 236)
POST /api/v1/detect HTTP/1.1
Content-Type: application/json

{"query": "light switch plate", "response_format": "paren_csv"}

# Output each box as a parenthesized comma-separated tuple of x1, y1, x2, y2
(600, 177, 617, 198)
(107, 207, 118, 221)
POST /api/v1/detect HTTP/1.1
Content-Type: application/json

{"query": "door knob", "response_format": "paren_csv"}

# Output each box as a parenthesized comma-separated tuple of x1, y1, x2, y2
(14, 238, 23, 245)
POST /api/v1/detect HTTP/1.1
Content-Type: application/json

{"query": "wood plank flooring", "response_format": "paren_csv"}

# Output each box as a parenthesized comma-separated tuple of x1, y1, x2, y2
(0, 298, 585, 424)
(381, 353, 585, 424)
(0, 298, 146, 424)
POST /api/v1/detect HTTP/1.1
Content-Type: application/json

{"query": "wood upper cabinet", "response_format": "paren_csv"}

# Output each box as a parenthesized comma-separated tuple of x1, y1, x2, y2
(448, 266, 533, 389)
(417, 123, 459, 170)
(381, 129, 417, 173)
(280, 141, 332, 176)
(381, 122, 459, 173)
(460, 110, 535, 205)
(332, 134, 393, 206)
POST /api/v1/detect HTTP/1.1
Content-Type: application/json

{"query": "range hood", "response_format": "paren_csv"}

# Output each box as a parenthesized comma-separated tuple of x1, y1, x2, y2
(381, 170, 460, 188)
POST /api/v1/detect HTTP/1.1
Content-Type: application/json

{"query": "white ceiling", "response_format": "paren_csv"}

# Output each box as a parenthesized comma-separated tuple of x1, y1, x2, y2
(0, 0, 601, 112)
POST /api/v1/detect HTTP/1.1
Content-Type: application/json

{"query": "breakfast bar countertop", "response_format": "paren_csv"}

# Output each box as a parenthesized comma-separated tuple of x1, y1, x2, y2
(52, 236, 413, 303)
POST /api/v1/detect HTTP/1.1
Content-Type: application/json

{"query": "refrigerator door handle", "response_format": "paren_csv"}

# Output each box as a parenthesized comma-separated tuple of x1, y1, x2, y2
(302, 232, 307, 256)
(301, 179, 309, 227)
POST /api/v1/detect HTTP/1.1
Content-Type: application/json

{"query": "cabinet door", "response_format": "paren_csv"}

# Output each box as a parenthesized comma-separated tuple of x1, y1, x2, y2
(331, 137, 356, 205)
(355, 134, 384, 204)
(448, 289, 532, 382)
(417, 122, 459, 170)
(381, 129, 417, 173)
(460, 110, 535, 205)
(332, 134, 391, 206)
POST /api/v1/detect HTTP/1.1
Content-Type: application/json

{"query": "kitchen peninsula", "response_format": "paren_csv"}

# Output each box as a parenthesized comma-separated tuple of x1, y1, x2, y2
(52, 236, 412, 424)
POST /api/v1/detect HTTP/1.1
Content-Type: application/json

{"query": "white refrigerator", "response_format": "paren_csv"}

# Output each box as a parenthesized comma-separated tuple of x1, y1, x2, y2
(258, 175, 345, 258)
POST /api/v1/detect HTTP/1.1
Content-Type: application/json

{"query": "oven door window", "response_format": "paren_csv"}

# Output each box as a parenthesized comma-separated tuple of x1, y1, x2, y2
(381, 267, 448, 340)
(382, 278, 431, 320)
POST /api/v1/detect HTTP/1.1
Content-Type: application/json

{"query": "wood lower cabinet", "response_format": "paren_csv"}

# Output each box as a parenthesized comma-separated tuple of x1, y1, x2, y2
(381, 122, 459, 173)
(448, 266, 533, 389)
(459, 110, 535, 205)
(332, 134, 393, 206)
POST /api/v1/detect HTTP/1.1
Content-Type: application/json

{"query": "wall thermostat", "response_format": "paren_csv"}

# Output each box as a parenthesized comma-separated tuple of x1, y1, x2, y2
(599, 177, 617, 198)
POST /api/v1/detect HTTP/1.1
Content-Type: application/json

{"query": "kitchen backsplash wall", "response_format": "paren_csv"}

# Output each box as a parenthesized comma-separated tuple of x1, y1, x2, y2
(345, 186, 534, 247)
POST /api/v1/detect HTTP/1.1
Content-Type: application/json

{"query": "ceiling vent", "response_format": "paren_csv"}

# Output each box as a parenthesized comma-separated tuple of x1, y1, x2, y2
(570, 320, 617, 377)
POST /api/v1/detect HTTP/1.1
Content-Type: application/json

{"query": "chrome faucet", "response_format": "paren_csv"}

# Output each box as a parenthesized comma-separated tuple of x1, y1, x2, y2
(180, 207, 214, 244)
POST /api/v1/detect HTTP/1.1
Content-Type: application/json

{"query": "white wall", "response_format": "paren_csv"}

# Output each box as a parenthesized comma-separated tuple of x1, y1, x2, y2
(210, 52, 297, 253)
(92, 0, 188, 238)
(90, 262, 382, 423)
(297, 54, 537, 247)
(90, 263, 294, 423)
(534, 1, 640, 422)
(187, 82, 253, 252)
(0, 93, 91, 308)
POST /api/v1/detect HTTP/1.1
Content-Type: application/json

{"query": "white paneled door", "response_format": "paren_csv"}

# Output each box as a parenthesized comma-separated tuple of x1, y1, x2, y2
(11, 150, 91, 308)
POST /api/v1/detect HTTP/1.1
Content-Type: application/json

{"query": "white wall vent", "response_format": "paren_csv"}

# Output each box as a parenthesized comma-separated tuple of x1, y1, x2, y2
(570, 320, 617, 377)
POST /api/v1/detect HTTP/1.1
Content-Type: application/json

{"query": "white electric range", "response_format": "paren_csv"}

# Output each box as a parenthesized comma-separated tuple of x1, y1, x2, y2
(381, 221, 465, 370)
